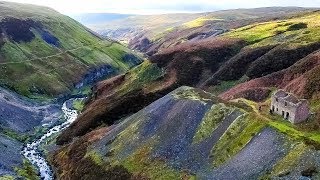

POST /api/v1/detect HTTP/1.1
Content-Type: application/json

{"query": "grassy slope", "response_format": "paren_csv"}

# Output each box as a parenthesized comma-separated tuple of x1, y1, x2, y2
(53, 86, 320, 179)
(53, 8, 320, 180)
(0, 2, 141, 98)
(203, 11, 320, 94)
(57, 10, 320, 151)
(223, 12, 320, 46)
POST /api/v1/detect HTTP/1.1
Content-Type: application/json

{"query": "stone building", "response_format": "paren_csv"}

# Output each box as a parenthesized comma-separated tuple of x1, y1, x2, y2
(270, 90, 310, 124)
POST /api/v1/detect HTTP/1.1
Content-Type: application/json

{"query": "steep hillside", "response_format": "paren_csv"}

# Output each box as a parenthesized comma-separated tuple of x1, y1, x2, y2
(56, 38, 246, 144)
(0, 2, 142, 98)
(209, 12, 320, 104)
(52, 87, 320, 179)
(0, 87, 60, 177)
(57, 9, 320, 148)
(49, 7, 320, 180)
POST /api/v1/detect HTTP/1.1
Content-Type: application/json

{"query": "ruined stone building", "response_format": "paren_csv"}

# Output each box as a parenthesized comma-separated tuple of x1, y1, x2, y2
(270, 90, 310, 124)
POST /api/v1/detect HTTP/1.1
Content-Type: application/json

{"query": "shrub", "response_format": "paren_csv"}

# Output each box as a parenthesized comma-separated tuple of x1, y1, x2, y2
(287, 23, 308, 31)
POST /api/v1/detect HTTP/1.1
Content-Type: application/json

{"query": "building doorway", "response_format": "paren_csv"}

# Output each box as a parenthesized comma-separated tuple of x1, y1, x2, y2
(286, 112, 289, 120)
(282, 111, 285, 117)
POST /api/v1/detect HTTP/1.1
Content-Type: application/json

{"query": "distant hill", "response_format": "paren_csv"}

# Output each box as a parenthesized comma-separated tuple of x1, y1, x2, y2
(130, 7, 317, 55)
(0, 2, 142, 98)
(91, 7, 315, 54)
(92, 13, 205, 42)
(69, 13, 132, 26)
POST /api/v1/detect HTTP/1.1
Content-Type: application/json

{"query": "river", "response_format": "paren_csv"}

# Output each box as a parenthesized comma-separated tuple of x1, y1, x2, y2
(22, 99, 80, 180)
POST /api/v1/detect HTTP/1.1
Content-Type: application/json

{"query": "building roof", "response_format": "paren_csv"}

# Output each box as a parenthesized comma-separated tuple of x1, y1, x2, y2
(274, 90, 288, 98)
(284, 94, 300, 104)
(274, 89, 304, 105)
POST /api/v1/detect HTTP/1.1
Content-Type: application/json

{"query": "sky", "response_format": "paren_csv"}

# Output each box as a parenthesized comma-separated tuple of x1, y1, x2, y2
(4, 0, 320, 15)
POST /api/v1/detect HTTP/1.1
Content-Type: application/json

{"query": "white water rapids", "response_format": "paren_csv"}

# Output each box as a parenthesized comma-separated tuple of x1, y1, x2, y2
(22, 99, 80, 180)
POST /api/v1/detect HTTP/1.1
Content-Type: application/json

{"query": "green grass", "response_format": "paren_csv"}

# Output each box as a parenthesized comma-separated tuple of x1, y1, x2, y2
(183, 17, 223, 28)
(193, 104, 234, 143)
(270, 143, 307, 176)
(151, 26, 176, 42)
(225, 22, 290, 44)
(211, 113, 267, 167)
(0, 4, 142, 98)
(173, 87, 218, 104)
(122, 145, 194, 180)
(0, 175, 15, 180)
(85, 151, 105, 166)
(269, 120, 320, 146)
(209, 76, 249, 95)
(14, 160, 40, 180)
(73, 99, 85, 112)
(224, 12, 320, 48)
(2, 129, 29, 143)
(114, 61, 164, 96)
(72, 85, 92, 97)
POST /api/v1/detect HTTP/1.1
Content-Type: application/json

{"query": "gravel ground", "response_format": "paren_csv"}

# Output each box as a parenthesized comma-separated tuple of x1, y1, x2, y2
(0, 87, 61, 177)
(0, 87, 60, 132)
(91, 87, 308, 180)
(93, 87, 245, 173)
(0, 135, 23, 176)
(199, 127, 291, 180)
(177, 110, 243, 171)
(272, 146, 320, 179)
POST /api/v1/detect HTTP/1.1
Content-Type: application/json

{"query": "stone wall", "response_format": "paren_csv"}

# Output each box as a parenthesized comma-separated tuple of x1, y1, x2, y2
(271, 93, 310, 124)
(271, 96, 297, 123)
(294, 101, 310, 124)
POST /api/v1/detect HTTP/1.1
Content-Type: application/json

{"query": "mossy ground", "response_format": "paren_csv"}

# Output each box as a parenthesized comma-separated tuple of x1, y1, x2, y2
(0, 176, 15, 180)
(113, 60, 164, 96)
(122, 145, 194, 180)
(208, 76, 249, 95)
(193, 104, 234, 143)
(270, 143, 307, 176)
(211, 112, 267, 167)
(14, 160, 39, 180)
(2, 128, 29, 143)
(73, 99, 85, 112)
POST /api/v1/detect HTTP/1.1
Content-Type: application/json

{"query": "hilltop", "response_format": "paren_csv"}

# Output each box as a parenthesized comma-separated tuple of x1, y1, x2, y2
(95, 7, 314, 55)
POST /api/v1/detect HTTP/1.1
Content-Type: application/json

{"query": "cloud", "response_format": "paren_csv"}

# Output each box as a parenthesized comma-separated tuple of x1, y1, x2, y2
(4, 0, 320, 14)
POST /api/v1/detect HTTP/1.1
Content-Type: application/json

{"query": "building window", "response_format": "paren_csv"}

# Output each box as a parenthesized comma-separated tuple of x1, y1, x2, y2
(276, 98, 278, 102)
(285, 102, 287, 106)
(282, 111, 285, 117)
(276, 108, 278, 111)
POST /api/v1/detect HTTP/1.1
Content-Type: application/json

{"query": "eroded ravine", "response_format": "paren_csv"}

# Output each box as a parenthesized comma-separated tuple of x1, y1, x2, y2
(22, 99, 81, 180)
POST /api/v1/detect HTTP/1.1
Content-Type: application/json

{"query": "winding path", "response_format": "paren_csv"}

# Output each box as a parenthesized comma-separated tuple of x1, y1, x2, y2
(0, 40, 114, 65)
